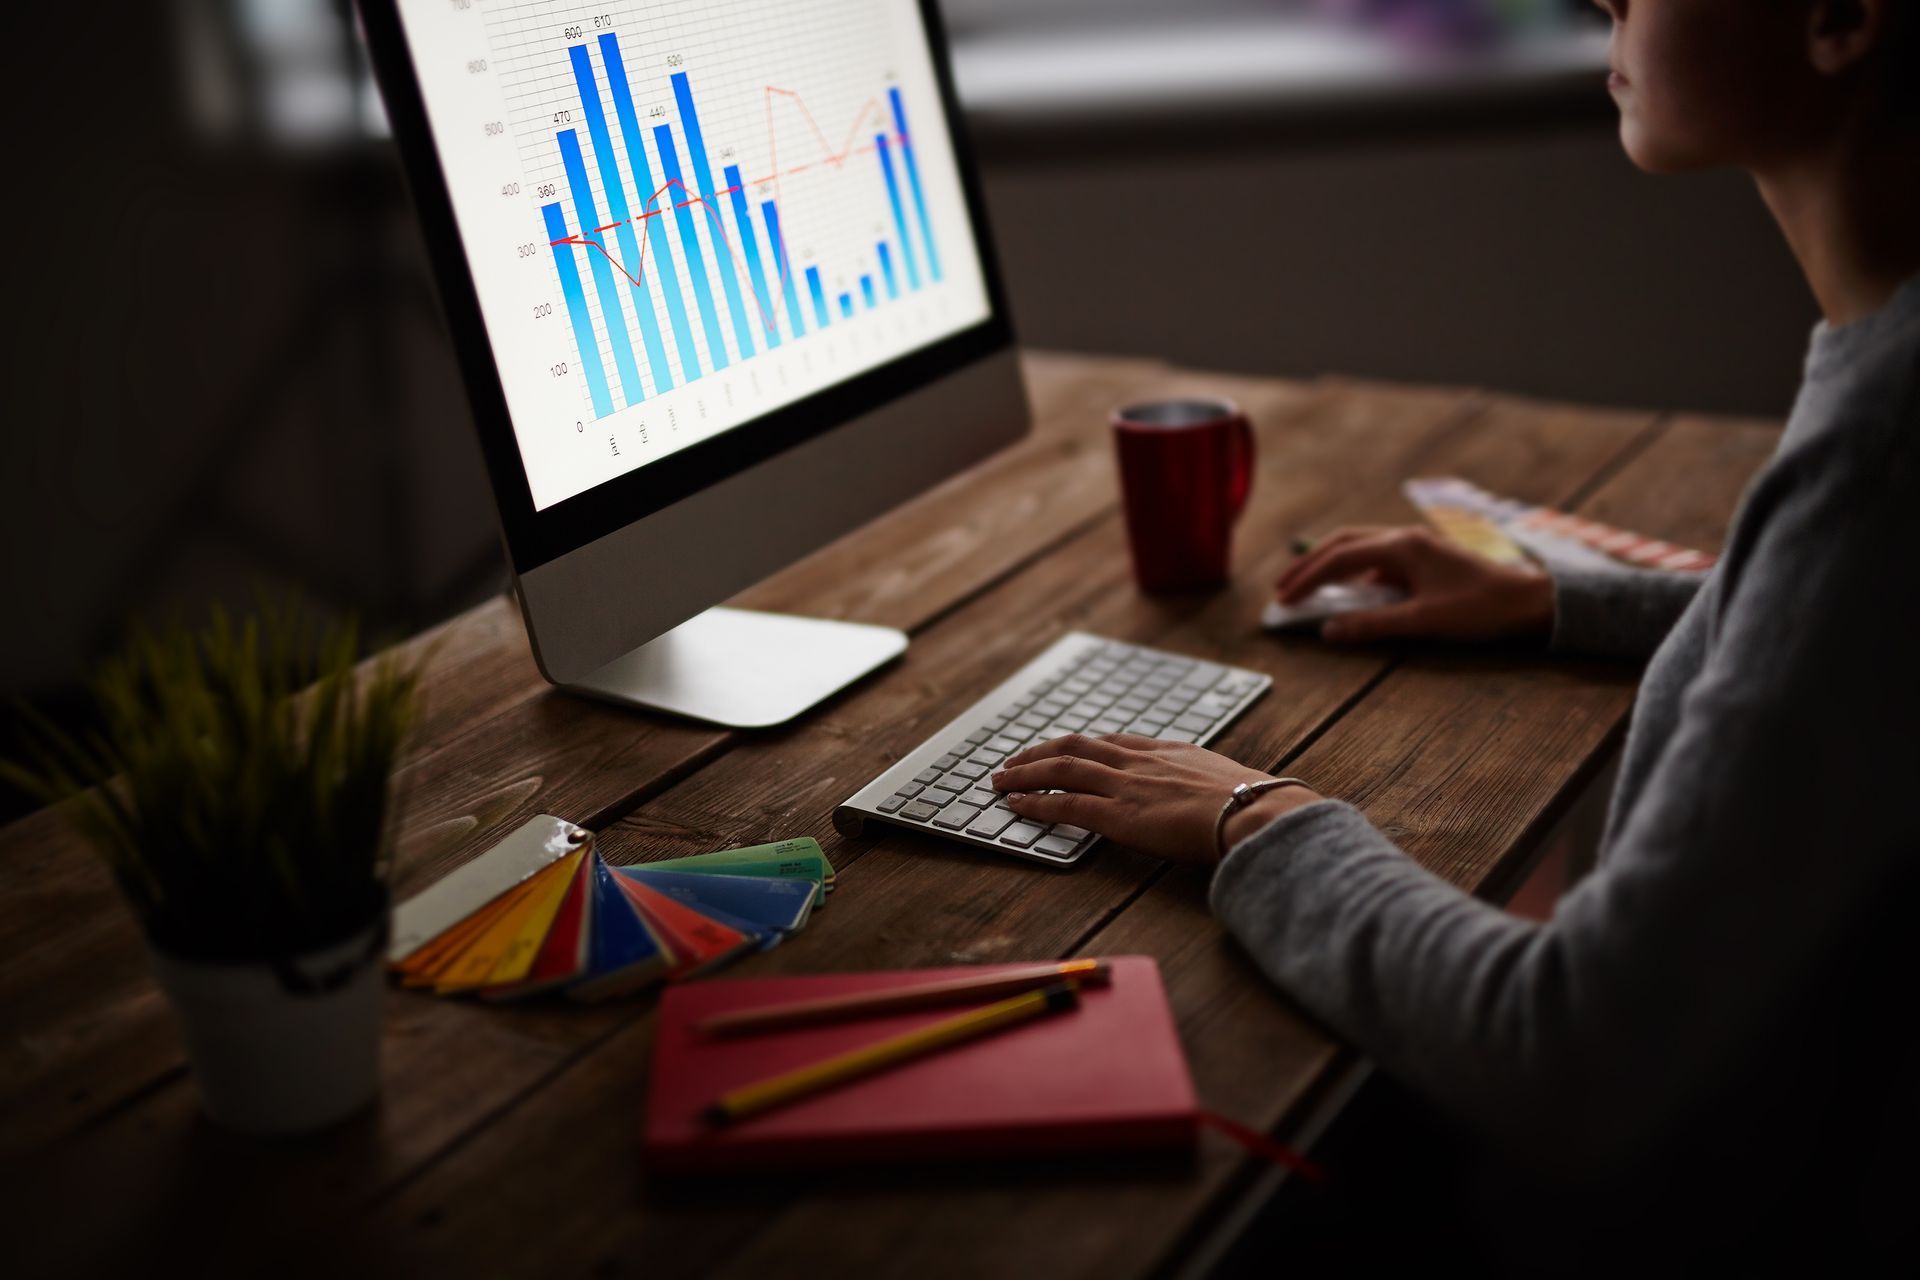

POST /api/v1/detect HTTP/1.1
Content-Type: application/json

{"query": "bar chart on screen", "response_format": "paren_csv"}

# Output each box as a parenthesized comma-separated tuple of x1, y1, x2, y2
(401, 0, 990, 510)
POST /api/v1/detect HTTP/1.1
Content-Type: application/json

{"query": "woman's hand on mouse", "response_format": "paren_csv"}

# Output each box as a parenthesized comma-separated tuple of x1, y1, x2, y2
(1278, 525, 1555, 644)
(992, 733, 1321, 866)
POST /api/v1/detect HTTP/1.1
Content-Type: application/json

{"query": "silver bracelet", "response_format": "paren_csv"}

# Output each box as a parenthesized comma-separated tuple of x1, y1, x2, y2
(1214, 777, 1313, 861)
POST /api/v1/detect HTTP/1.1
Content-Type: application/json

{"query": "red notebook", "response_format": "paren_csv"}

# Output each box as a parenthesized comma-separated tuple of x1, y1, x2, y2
(644, 955, 1198, 1171)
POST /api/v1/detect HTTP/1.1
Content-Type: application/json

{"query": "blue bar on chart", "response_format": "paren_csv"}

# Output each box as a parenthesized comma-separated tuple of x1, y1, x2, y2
(805, 266, 830, 328)
(877, 242, 899, 299)
(837, 292, 854, 319)
(888, 87, 942, 283)
(556, 129, 644, 408)
(723, 164, 778, 349)
(761, 200, 805, 338)
(542, 203, 613, 418)
(567, 44, 673, 394)
(859, 275, 876, 308)
(597, 33, 702, 383)
(653, 124, 730, 371)
(671, 72, 756, 360)
(875, 135, 921, 291)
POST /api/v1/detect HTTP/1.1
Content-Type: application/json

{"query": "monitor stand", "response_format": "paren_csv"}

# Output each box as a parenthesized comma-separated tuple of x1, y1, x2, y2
(564, 607, 908, 729)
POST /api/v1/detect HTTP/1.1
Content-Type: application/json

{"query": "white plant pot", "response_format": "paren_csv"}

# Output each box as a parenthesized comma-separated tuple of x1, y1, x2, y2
(149, 914, 387, 1136)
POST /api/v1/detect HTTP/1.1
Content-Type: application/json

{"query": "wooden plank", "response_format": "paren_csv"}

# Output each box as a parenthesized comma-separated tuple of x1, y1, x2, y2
(346, 385, 1660, 1275)
(0, 352, 1203, 1155)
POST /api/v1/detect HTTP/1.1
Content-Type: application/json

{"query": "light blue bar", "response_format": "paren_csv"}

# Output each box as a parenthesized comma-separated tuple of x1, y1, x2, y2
(671, 72, 755, 359)
(724, 164, 779, 349)
(875, 135, 920, 291)
(837, 292, 854, 319)
(761, 200, 805, 338)
(542, 203, 613, 417)
(567, 44, 671, 394)
(598, 33, 701, 382)
(889, 87, 942, 283)
(556, 129, 643, 407)
(877, 241, 899, 299)
(860, 275, 875, 309)
(652, 124, 729, 371)
(806, 266, 829, 328)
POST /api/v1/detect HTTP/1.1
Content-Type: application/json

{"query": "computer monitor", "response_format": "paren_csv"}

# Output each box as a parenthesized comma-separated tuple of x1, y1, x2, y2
(359, 0, 1026, 725)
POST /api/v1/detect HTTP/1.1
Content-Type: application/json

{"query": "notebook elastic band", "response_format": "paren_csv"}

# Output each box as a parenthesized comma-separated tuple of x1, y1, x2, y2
(1199, 1110, 1327, 1183)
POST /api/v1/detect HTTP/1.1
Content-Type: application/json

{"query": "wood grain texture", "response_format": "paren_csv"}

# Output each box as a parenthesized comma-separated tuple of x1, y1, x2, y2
(0, 352, 1205, 1158)
(1, 357, 1781, 1280)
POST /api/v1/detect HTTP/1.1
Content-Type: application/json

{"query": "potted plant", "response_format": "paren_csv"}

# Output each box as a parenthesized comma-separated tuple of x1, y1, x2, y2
(4, 607, 420, 1135)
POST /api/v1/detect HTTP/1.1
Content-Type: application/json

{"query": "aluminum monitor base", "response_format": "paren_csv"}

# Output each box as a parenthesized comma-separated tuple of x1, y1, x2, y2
(563, 607, 907, 728)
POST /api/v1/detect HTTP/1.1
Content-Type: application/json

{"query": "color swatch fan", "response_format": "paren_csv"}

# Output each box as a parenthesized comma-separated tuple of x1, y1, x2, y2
(386, 817, 833, 1002)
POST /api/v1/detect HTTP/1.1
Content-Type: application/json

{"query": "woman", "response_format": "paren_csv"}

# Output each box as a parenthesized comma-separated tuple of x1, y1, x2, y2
(993, 0, 1920, 1256)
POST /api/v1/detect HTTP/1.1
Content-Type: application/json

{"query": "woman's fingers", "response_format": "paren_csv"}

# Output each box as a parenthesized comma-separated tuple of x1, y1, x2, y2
(991, 752, 1127, 797)
(1000, 731, 1140, 771)
(1002, 788, 1115, 831)
(1277, 536, 1414, 603)
(1275, 527, 1383, 595)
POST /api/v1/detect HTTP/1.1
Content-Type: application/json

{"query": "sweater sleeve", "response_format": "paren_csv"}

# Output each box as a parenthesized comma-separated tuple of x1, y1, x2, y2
(1210, 427, 1920, 1171)
(1547, 563, 1705, 659)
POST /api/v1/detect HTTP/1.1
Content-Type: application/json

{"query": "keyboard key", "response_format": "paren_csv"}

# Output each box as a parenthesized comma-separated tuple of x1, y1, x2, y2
(1000, 703, 1029, 720)
(1000, 822, 1046, 848)
(1017, 713, 1051, 731)
(968, 748, 1006, 767)
(1089, 718, 1128, 735)
(878, 794, 907, 813)
(1050, 824, 1091, 840)
(1001, 723, 1036, 743)
(967, 807, 1019, 838)
(1035, 835, 1082, 857)
(964, 730, 991, 746)
(986, 735, 1022, 754)
(1117, 696, 1150, 713)
(1036, 697, 1071, 717)
(930, 775, 968, 794)
(934, 804, 984, 830)
(1055, 715, 1090, 732)
(984, 717, 1010, 734)
(952, 761, 990, 780)
(901, 800, 941, 822)
(1061, 679, 1093, 696)
(1173, 713, 1214, 734)
(1083, 693, 1116, 709)
(894, 781, 926, 798)
(933, 754, 961, 771)
(961, 787, 999, 809)
(1130, 719, 1166, 736)
(913, 769, 940, 786)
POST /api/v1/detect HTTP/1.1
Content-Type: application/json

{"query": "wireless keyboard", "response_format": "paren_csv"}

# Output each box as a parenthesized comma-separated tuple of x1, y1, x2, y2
(834, 633, 1271, 866)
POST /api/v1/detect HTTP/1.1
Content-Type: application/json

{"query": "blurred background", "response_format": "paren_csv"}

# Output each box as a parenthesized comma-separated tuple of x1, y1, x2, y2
(0, 0, 1815, 818)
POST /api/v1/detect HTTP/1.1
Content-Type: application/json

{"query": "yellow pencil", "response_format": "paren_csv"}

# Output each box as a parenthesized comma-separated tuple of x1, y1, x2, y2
(703, 981, 1083, 1126)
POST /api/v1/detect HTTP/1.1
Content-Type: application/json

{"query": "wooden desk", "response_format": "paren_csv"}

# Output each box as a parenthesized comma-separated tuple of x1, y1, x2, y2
(1, 352, 1779, 1276)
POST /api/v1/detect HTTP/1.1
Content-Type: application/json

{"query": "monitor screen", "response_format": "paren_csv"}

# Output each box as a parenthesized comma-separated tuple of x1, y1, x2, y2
(391, 0, 996, 512)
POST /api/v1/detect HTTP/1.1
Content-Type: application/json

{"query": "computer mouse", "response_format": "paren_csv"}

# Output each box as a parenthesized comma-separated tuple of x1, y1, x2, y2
(1260, 582, 1409, 632)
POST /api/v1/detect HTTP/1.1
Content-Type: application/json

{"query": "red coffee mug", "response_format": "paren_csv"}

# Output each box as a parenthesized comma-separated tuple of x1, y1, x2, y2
(1111, 398, 1256, 593)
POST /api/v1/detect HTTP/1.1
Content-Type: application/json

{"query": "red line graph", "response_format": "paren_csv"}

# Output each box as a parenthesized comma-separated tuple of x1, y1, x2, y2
(548, 77, 906, 347)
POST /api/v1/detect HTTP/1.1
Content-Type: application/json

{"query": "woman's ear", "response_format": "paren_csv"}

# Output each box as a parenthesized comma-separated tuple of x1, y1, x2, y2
(1806, 0, 1887, 75)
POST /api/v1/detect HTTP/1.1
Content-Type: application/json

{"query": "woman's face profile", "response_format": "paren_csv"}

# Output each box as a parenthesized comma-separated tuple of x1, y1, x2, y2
(1591, 0, 1817, 173)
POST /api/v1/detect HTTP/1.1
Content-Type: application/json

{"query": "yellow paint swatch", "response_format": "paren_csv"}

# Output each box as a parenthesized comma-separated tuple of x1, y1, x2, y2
(1422, 506, 1528, 564)
(481, 848, 589, 987)
(434, 853, 584, 994)
(394, 882, 533, 983)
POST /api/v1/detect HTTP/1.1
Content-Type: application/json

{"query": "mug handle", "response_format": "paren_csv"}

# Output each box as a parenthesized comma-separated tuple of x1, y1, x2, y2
(1229, 415, 1256, 519)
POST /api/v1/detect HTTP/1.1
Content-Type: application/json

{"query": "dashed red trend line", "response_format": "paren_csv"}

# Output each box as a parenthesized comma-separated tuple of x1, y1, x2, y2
(552, 177, 786, 341)
(548, 79, 904, 343)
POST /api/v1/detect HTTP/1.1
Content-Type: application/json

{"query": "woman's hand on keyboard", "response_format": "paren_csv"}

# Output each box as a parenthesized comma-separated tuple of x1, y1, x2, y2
(1279, 525, 1553, 645)
(991, 733, 1321, 865)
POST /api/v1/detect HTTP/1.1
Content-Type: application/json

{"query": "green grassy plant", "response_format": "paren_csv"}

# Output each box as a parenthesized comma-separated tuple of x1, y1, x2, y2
(3, 607, 421, 962)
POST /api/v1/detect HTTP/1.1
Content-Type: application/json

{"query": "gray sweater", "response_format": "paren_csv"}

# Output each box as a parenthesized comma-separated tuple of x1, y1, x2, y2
(1213, 275, 1920, 1200)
